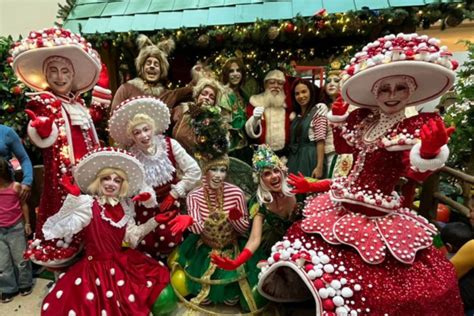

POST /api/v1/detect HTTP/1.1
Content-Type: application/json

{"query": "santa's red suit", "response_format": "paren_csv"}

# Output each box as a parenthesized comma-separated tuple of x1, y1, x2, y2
(245, 94, 292, 153)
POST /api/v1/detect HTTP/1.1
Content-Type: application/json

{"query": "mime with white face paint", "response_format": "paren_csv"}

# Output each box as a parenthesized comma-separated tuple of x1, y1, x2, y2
(11, 28, 103, 264)
(169, 105, 266, 313)
(109, 96, 201, 259)
(257, 33, 463, 315)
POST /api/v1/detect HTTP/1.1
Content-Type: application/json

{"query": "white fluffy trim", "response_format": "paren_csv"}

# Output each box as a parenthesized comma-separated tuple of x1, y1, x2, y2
(326, 111, 349, 123)
(27, 121, 58, 148)
(409, 143, 449, 172)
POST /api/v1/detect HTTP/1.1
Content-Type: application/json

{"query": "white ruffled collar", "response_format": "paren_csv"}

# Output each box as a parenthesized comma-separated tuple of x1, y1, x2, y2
(96, 198, 131, 228)
(130, 135, 175, 187)
(98, 196, 120, 207)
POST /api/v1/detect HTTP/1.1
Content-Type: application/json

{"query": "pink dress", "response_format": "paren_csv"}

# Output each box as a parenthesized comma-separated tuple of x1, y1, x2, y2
(257, 108, 463, 315)
(41, 196, 169, 316)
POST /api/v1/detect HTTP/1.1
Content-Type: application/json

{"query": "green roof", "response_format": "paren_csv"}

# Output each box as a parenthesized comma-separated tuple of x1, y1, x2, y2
(64, 0, 458, 34)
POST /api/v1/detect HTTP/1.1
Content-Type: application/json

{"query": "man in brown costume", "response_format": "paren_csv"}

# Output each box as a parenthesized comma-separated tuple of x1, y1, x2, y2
(111, 35, 192, 111)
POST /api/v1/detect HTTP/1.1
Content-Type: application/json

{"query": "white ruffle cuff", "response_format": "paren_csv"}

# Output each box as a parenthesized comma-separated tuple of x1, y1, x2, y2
(326, 111, 349, 123)
(42, 194, 93, 240)
(409, 143, 449, 172)
(27, 121, 58, 148)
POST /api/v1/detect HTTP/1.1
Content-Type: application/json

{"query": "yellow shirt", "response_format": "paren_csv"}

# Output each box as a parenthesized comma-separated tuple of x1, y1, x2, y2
(451, 239, 474, 279)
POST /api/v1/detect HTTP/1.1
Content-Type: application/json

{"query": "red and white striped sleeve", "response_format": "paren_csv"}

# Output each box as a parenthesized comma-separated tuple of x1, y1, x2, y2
(309, 111, 328, 142)
(225, 184, 250, 235)
(186, 189, 204, 234)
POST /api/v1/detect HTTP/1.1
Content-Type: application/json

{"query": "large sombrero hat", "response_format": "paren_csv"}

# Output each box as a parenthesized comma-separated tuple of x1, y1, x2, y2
(109, 96, 171, 147)
(341, 33, 457, 108)
(11, 27, 101, 94)
(73, 147, 145, 196)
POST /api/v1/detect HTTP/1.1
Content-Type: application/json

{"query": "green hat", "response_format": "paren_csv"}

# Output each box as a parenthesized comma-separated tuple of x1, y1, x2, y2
(252, 145, 286, 175)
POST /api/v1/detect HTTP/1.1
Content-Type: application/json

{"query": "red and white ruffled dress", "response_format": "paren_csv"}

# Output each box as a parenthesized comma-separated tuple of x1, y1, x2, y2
(257, 108, 463, 315)
(130, 135, 201, 258)
(41, 195, 169, 316)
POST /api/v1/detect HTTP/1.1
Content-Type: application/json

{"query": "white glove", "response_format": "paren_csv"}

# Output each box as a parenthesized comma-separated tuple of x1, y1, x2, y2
(314, 103, 328, 117)
(253, 107, 264, 120)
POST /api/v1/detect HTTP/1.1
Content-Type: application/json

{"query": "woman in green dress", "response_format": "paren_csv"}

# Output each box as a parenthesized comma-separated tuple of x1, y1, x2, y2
(287, 78, 328, 178)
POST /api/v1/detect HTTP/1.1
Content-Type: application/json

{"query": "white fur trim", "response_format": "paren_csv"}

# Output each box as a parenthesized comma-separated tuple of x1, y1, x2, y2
(91, 96, 111, 106)
(27, 121, 58, 148)
(409, 143, 449, 172)
(93, 85, 111, 95)
(327, 111, 349, 123)
(245, 116, 262, 139)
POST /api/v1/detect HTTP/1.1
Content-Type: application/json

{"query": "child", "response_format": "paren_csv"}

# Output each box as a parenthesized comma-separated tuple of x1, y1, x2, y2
(0, 157, 33, 303)
(441, 222, 473, 258)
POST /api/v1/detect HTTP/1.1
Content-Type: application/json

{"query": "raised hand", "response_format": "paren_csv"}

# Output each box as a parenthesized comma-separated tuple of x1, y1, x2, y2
(168, 215, 193, 235)
(288, 172, 312, 194)
(25, 109, 55, 138)
(253, 107, 264, 120)
(159, 194, 176, 212)
(420, 119, 455, 159)
(60, 175, 81, 196)
(132, 192, 152, 203)
(211, 248, 253, 271)
(331, 95, 349, 116)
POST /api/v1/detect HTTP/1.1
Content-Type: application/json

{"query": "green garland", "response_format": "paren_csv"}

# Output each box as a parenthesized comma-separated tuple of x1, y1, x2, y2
(84, 2, 472, 83)
(444, 41, 474, 173)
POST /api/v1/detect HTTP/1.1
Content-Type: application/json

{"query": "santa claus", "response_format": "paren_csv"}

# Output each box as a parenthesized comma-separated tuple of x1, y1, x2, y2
(245, 70, 292, 155)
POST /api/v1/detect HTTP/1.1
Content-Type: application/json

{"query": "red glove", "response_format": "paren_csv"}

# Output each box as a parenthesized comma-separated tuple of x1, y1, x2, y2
(26, 109, 55, 138)
(168, 215, 193, 235)
(331, 95, 349, 116)
(154, 210, 177, 224)
(419, 119, 455, 159)
(211, 248, 253, 270)
(288, 172, 332, 194)
(159, 194, 176, 212)
(228, 207, 242, 221)
(60, 175, 81, 196)
(132, 192, 152, 203)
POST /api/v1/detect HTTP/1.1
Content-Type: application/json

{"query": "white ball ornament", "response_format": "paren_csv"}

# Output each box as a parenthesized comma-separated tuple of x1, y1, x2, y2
(341, 287, 354, 298)
(318, 288, 329, 299)
(333, 295, 345, 307)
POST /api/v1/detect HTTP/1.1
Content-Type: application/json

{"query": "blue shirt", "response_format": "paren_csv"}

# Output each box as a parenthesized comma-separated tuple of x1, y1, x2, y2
(0, 124, 33, 186)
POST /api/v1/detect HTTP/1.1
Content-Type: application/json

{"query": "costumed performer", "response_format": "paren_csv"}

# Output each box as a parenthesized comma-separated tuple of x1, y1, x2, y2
(212, 144, 299, 270)
(256, 33, 463, 315)
(109, 96, 201, 258)
(11, 27, 109, 263)
(39, 147, 177, 316)
(172, 77, 223, 154)
(220, 57, 252, 163)
(111, 35, 192, 111)
(170, 105, 266, 314)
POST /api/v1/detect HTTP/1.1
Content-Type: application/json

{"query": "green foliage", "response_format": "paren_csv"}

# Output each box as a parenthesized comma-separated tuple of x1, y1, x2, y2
(444, 41, 474, 171)
(191, 104, 229, 162)
(0, 37, 42, 164)
(84, 1, 473, 83)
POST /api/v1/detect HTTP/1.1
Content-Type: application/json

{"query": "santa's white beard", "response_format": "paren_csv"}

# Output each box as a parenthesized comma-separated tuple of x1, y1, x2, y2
(262, 90, 286, 108)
